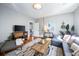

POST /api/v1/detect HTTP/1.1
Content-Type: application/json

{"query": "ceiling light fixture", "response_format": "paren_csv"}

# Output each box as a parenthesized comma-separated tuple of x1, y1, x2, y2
(33, 3, 42, 9)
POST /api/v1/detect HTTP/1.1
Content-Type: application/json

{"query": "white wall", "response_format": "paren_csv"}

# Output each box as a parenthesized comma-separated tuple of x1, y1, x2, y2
(73, 7, 79, 35)
(0, 5, 34, 42)
(37, 13, 74, 35)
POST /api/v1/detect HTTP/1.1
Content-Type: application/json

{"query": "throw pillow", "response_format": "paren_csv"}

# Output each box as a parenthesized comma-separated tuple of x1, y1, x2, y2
(63, 35, 71, 43)
(67, 36, 75, 46)
(71, 43, 79, 51)
(16, 38, 23, 45)
(72, 49, 79, 56)
(75, 51, 79, 56)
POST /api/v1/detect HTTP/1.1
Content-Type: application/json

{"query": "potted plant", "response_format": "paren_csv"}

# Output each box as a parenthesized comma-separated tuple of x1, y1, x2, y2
(71, 25, 75, 35)
(65, 24, 70, 34)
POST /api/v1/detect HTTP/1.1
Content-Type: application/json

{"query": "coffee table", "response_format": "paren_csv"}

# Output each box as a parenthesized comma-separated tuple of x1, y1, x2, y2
(32, 38, 51, 55)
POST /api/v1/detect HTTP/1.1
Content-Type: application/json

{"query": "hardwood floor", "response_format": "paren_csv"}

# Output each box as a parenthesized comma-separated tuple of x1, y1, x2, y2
(48, 45, 63, 56)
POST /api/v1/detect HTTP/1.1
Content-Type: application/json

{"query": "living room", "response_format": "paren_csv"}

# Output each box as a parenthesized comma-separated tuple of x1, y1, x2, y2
(0, 3, 79, 56)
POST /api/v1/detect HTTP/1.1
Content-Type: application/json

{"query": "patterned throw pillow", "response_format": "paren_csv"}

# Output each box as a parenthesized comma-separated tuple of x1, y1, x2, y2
(72, 49, 79, 56)
(75, 51, 79, 56)
(71, 43, 79, 51)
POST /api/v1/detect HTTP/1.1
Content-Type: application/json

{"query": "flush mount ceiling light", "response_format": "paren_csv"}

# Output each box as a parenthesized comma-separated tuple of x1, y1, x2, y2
(33, 3, 42, 9)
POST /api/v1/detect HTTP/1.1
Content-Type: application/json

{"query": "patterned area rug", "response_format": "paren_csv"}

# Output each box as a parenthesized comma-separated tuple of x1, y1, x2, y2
(5, 45, 63, 56)
(48, 45, 63, 56)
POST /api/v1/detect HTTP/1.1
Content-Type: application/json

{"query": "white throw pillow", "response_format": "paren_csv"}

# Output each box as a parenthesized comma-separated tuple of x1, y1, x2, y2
(74, 37, 79, 45)
(71, 36, 76, 40)
(67, 39, 74, 46)
(16, 38, 23, 45)
(63, 35, 71, 43)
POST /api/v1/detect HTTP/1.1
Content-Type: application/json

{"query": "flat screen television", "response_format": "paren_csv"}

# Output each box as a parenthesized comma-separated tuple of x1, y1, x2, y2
(13, 25, 25, 31)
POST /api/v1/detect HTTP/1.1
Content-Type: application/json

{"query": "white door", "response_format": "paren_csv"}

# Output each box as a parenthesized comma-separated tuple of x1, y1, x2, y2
(33, 23, 39, 36)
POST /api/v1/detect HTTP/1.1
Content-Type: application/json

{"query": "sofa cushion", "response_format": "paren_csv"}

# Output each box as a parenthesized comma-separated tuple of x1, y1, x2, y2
(67, 36, 75, 46)
(69, 36, 79, 45)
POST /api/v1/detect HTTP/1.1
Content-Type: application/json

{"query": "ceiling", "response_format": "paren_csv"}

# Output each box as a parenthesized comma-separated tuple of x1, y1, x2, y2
(0, 3, 79, 18)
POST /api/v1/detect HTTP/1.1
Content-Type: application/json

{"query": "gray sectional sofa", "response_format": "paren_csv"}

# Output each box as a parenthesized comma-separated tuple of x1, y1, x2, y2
(61, 35, 79, 56)
(51, 35, 76, 56)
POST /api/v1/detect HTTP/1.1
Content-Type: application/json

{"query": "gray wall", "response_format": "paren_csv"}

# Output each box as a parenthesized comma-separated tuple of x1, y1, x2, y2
(74, 7, 79, 35)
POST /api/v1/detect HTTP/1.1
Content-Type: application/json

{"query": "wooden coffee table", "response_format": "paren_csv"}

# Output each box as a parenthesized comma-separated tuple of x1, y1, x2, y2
(32, 38, 51, 55)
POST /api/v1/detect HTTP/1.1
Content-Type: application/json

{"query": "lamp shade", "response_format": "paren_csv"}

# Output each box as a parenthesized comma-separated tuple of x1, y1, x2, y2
(33, 3, 42, 9)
